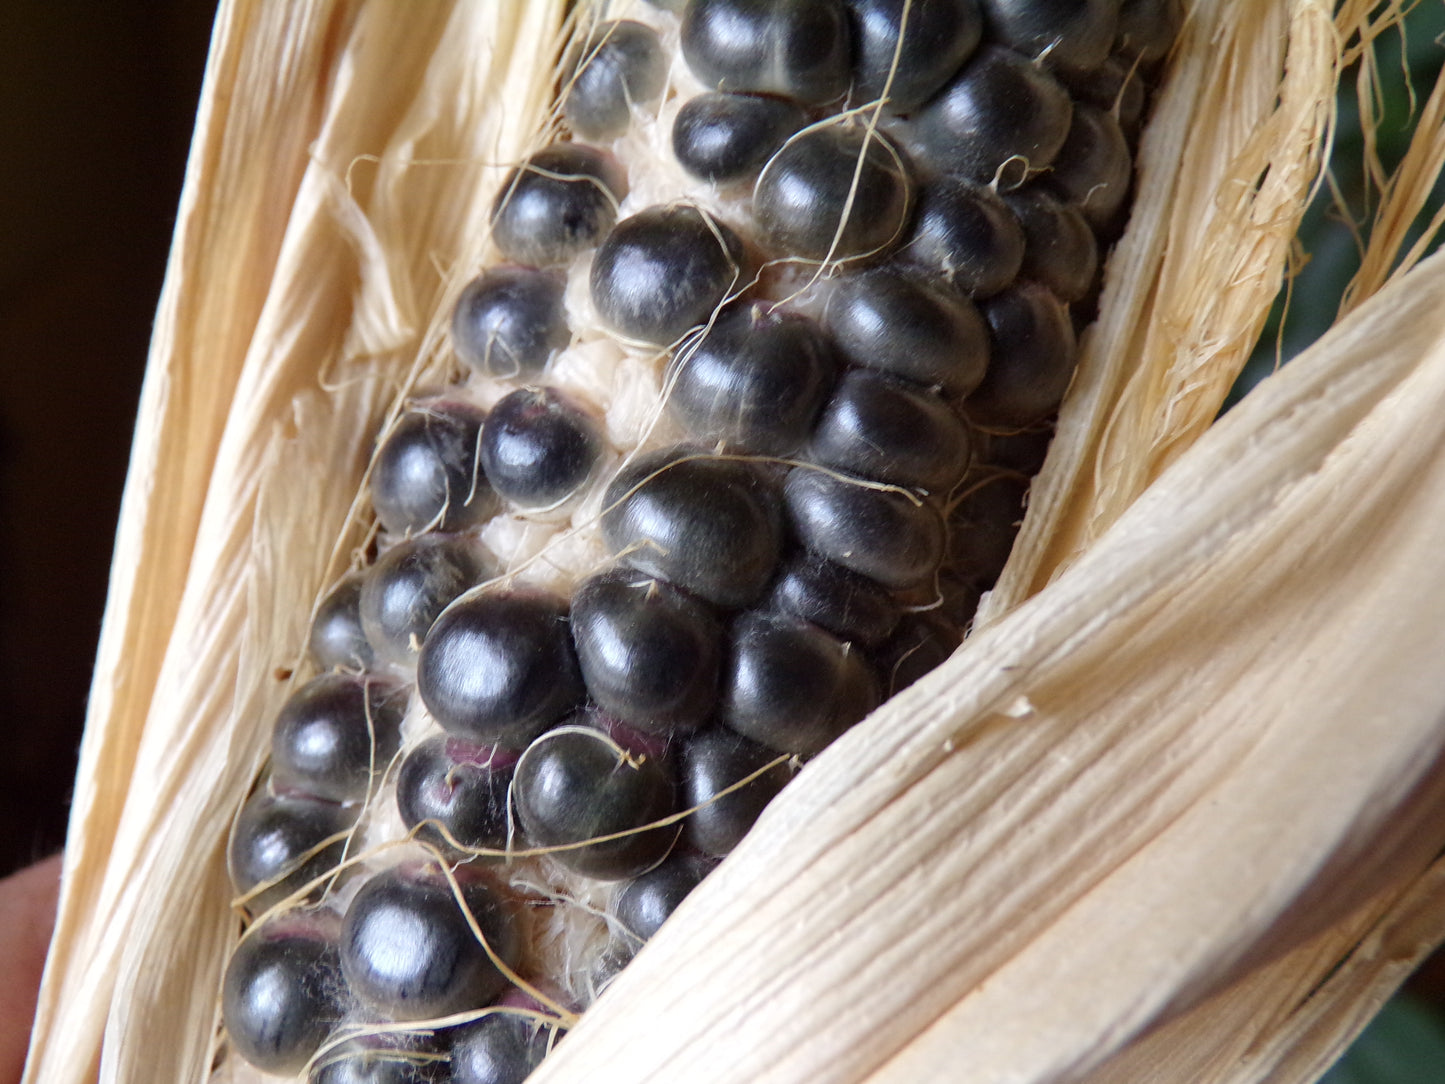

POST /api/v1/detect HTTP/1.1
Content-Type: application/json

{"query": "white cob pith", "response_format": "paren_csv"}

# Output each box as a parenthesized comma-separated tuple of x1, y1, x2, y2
(22, 6, 1445, 1084)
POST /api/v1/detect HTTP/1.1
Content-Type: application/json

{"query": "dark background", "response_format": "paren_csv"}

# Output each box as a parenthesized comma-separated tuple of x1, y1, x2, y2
(0, 2, 215, 877)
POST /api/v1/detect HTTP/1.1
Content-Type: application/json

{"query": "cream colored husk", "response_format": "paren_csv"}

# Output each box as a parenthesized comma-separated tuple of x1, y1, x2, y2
(24, 0, 1445, 1082)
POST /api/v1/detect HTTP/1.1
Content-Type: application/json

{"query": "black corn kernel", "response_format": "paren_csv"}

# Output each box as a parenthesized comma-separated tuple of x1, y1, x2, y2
(948, 472, 1029, 587)
(666, 301, 839, 456)
(672, 92, 807, 184)
(222, 917, 346, 1075)
(359, 535, 490, 668)
(1117, 0, 1184, 65)
(309, 572, 374, 672)
(614, 854, 712, 943)
(396, 736, 517, 856)
(722, 610, 880, 755)
(480, 386, 603, 511)
(875, 610, 963, 695)
(765, 549, 902, 647)
(682, 728, 795, 855)
(807, 369, 972, 493)
(966, 282, 1078, 427)
(309, 1036, 442, 1084)
(590, 205, 747, 346)
(907, 45, 1073, 188)
(844, 0, 983, 113)
(978, 425, 1053, 474)
(1062, 56, 1146, 142)
(449, 1009, 559, 1084)
(417, 587, 584, 749)
(1046, 103, 1133, 234)
(341, 864, 522, 1021)
(228, 789, 355, 914)
(490, 144, 627, 268)
(979, 0, 1119, 72)
(601, 446, 784, 609)
(783, 467, 946, 590)
(1005, 188, 1099, 304)
(452, 267, 571, 380)
(681, 0, 853, 106)
(571, 567, 722, 735)
(513, 724, 680, 881)
(564, 21, 667, 140)
(371, 402, 494, 537)
(270, 674, 407, 803)
(753, 124, 913, 262)
(902, 177, 1026, 299)
(823, 268, 990, 397)
(762, 552, 895, 644)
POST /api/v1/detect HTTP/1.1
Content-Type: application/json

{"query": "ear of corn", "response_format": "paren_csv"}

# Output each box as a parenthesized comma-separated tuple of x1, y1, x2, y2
(24, 1, 1445, 1082)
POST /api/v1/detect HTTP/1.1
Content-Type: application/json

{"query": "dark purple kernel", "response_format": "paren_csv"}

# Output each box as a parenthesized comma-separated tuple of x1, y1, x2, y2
(1046, 103, 1133, 234)
(979, 0, 1119, 72)
(672, 92, 807, 184)
(590, 205, 748, 346)
(1004, 188, 1099, 303)
(783, 467, 946, 590)
(1116, 0, 1183, 65)
(948, 473, 1029, 587)
(1061, 56, 1146, 142)
(308, 1035, 443, 1084)
(601, 446, 784, 609)
(513, 724, 680, 881)
(449, 1009, 560, 1084)
(682, 728, 795, 855)
(452, 267, 570, 380)
(417, 588, 584, 749)
(564, 20, 666, 140)
(934, 571, 984, 627)
(808, 369, 972, 493)
(371, 402, 495, 536)
(228, 789, 355, 914)
(396, 736, 517, 856)
(480, 386, 603, 510)
(823, 268, 990, 397)
(722, 610, 881, 755)
(754, 124, 913, 262)
(965, 282, 1077, 427)
(341, 864, 522, 1021)
(490, 144, 627, 268)
(979, 425, 1053, 474)
(906, 45, 1073, 188)
(875, 611, 963, 695)
(902, 178, 1026, 299)
(765, 549, 901, 647)
(681, 0, 853, 106)
(614, 855, 713, 944)
(270, 673, 407, 803)
(667, 302, 839, 456)
(843, 0, 984, 114)
(222, 918, 346, 1075)
(359, 534, 490, 668)
(309, 572, 374, 672)
(571, 568, 722, 735)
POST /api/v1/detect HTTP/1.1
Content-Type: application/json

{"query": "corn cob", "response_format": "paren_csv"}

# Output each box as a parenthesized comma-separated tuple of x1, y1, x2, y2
(25, 2, 1445, 1084)
(209, 1, 1190, 1078)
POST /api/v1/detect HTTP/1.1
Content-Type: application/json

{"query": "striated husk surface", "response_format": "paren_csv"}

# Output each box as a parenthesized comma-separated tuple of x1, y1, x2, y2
(24, 1, 1445, 1083)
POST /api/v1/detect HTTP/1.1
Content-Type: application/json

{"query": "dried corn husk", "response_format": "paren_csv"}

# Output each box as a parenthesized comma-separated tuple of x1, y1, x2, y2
(24, 1, 1445, 1083)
